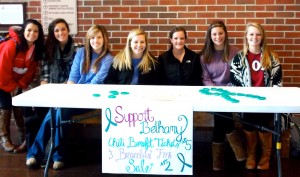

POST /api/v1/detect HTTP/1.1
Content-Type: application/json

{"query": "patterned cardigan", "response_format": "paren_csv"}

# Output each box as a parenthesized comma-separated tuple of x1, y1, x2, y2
(230, 51, 283, 87)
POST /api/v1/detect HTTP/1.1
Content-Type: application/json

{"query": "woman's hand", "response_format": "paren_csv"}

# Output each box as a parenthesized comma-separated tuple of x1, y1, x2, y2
(40, 80, 48, 85)
(11, 87, 21, 97)
(67, 81, 75, 84)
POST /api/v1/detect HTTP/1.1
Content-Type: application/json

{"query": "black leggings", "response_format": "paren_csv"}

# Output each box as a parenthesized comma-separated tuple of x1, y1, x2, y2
(0, 89, 12, 109)
(242, 113, 274, 133)
(213, 112, 235, 143)
(24, 107, 49, 150)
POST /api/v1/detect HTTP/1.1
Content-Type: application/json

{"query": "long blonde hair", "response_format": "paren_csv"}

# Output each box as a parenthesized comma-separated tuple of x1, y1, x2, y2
(242, 22, 278, 70)
(112, 28, 156, 74)
(82, 25, 110, 73)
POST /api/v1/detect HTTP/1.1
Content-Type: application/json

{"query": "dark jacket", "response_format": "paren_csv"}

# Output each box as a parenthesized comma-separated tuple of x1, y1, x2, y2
(104, 60, 161, 85)
(158, 46, 203, 86)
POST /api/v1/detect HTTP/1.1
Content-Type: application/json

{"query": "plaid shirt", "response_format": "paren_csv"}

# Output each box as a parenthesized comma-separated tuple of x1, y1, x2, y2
(40, 38, 77, 83)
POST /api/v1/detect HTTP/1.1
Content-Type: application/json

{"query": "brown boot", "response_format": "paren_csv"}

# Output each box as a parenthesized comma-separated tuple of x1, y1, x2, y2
(226, 130, 247, 161)
(12, 107, 26, 153)
(1, 136, 15, 152)
(244, 130, 258, 170)
(13, 107, 25, 141)
(257, 132, 272, 170)
(13, 140, 26, 153)
(212, 142, 225, 171)
(0, 109, 15, 152)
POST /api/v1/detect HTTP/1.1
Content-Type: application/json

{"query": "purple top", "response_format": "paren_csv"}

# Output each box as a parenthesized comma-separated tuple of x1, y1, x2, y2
(200, 46, 239, 86)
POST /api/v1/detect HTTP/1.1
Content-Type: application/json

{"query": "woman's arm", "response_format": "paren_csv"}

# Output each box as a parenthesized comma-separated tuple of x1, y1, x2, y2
(200, 56, 215, 86)
(68, 48, 84, 84)
(230, 53, 243, 87)
(270, 56, 283, 87)
(90, 54, 113, 84)
(104, 64, 119, 84)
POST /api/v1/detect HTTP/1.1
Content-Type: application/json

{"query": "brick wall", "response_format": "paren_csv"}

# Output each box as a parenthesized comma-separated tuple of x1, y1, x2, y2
(1, 0, 300, 86)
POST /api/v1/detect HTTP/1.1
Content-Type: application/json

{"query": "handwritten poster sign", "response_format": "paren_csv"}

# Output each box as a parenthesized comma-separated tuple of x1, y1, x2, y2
(41, 0, 77, 35)
(102, 102, 193, 175)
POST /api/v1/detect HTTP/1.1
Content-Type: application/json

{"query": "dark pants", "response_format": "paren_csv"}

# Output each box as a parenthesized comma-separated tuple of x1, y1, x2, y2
(242, 113, 273, 133)
(0, 89, 12, 109)
(24, 107, 49, 150)
(213, 112, 235, 143)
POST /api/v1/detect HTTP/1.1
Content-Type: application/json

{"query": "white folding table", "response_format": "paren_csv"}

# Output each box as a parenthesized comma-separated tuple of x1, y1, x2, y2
(12, 84, 300, 177)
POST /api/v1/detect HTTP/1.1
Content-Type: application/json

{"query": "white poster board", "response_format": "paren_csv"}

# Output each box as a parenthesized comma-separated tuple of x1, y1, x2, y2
(0, 3, 25, 25)
(41, 0, 77, 35)
(102, 102, 193, 175)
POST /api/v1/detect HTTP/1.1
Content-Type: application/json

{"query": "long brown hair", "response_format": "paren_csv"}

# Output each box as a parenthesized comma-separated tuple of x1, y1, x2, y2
(45, 18, 70, 63)
(82, 25, 110, 74)
(200, 20, 230, 63)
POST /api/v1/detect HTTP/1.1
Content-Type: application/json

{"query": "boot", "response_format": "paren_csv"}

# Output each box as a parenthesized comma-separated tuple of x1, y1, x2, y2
(13, 140, 26, 153)
(226, 130, 247, 161)
(212, 142, 225, 171)
(0, 109, 15, 152)
(244, 130, 258, 170)
(257, 132, 272, 170)
(12, 107, 26, 153)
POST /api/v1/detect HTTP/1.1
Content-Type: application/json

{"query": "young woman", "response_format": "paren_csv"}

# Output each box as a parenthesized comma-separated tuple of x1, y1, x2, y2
(158, 26, 202, 86)
(41, 18, 77, 84)
(0, 19, 44, 153)
(200, 20, 246, 171)
(22, 18, 77, 154)
(231, 22, 283, 170)
(26, 25, 113, 170)
(104, 28, 160, 85)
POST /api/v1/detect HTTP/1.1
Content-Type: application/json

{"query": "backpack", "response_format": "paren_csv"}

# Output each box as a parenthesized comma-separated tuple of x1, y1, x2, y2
(288, 114, 300, 157)
(0, 32, 20, 54)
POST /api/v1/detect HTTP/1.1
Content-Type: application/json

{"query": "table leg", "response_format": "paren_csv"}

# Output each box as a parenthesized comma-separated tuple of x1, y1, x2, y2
(44, 108, 55, 177)
(275, 113, 282, 177)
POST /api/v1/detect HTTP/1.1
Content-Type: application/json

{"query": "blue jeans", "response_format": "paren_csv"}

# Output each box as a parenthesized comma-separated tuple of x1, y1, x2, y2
(26, 108, 93, 163)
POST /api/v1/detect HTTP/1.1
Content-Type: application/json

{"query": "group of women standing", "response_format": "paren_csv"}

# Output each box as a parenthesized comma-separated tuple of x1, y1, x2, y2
(0, 18, 282, 172)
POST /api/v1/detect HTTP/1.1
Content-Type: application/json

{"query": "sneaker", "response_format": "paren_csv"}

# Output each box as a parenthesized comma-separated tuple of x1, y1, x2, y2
(26, 157, 38, 169)
(53, 161, 64, 170)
